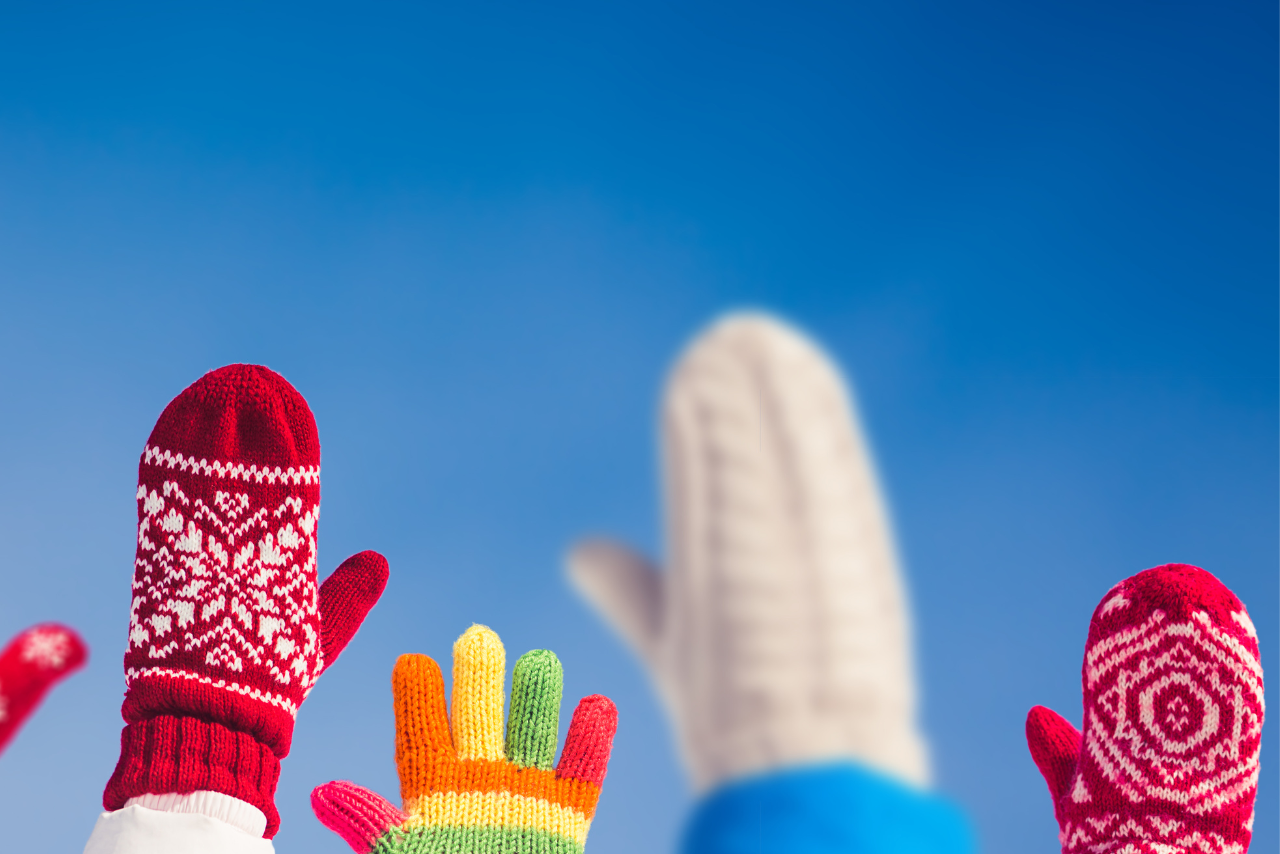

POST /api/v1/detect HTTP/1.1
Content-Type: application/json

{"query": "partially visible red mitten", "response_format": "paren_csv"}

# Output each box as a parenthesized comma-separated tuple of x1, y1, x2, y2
(1027, 564, 1263, 854)
(0, 623, 87, 754)
(102, 365, 388, 838)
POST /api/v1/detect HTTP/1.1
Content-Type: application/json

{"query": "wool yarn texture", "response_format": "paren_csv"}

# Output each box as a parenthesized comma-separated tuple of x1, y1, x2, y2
(103, 364, 389, 838)
(311, 625, 618, 854)
(0, 623, 87, 755)
(1026, 564, 1264, 854)
(567, 311, 928, 793)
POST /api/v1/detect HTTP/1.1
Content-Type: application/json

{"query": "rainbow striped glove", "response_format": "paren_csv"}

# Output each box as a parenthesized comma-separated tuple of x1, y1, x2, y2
(312, 625, 618, 854)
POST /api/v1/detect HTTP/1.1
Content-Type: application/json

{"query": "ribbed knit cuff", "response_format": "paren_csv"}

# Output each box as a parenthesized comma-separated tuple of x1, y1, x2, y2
(104, 716, 282, 838)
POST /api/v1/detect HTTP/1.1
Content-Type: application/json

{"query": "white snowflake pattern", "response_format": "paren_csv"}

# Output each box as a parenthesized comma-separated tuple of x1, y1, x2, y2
(20, 629, 71, 670)
(129, 476, 322, 704)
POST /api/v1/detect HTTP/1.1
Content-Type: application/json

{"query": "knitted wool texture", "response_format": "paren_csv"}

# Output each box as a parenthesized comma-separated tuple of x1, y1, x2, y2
(103, 364, 388, 837)
(568, 312, 928, 793)
(0, 623, 87, 754)
(312, 625, 618, 854)
(1026, 564, 1264, 854)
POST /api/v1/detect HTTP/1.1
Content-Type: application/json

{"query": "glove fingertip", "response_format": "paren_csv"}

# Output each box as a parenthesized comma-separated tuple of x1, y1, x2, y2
(331, 550, 391, 599)
(319, 551, 390, 670)
(311, 781, 404, 854)
(61, 626, 90, 672)
(556, 694, 618, 785)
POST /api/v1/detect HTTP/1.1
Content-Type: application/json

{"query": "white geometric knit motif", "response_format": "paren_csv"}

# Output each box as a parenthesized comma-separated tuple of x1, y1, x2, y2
(1084, 609, 1264, 815)
(142, 445, 320, 486)
(20, 628, 72, 669)
(1062, 818, 1248, 854)
(127, 476, 321, 711)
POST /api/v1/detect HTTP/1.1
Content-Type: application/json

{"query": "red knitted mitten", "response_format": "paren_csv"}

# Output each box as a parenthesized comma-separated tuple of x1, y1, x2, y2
(1026, 564, 1263, 854)
(103, 364, 389, 838)
(0, 623, 87, 754)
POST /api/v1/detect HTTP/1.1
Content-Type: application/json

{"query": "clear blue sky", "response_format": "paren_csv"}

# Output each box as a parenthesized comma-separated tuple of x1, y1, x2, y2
(0, 2, 1273, 852)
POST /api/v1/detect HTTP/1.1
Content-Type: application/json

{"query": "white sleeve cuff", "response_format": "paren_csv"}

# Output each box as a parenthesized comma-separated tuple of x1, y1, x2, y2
(125, 791, 267, 837)
(83, 803, 274, 854)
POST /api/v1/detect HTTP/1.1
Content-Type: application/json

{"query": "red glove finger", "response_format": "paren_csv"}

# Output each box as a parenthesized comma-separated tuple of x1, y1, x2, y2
(556, 694, 619, 785)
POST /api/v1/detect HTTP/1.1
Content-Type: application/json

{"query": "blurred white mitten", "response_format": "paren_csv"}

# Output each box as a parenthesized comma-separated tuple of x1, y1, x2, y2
(569, 312, 930, 793)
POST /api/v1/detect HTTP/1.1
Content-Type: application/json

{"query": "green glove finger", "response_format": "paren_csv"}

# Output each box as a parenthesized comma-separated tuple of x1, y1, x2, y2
(505, 649, 563, 769)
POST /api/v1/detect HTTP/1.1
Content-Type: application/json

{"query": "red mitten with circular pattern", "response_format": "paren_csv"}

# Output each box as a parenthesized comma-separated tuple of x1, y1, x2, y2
(1026, 564, 1263, 854)
(103, 364, 389, 838)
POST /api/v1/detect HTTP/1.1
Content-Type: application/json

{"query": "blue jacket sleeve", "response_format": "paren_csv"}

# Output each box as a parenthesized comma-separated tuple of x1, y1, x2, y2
(680, 761, 978, 854)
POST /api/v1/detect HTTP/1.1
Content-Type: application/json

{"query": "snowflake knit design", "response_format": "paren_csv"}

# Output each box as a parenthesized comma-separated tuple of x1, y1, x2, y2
(126, 447, 322, 716)
(1027, 564, 1263, 854)
(105, 364, 389, 839)
(20, 626, 77, 669)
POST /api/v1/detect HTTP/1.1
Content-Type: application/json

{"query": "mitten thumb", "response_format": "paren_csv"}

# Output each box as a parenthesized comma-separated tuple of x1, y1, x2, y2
(318, 551, 389, 673)
(567, 539, 663, 666)
(1026, 705, 1082, 814)
(312, 781, 406, 854)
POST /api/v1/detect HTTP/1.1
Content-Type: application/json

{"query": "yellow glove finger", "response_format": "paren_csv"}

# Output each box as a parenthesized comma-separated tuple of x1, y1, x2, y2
(450, 624, 506, 761)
